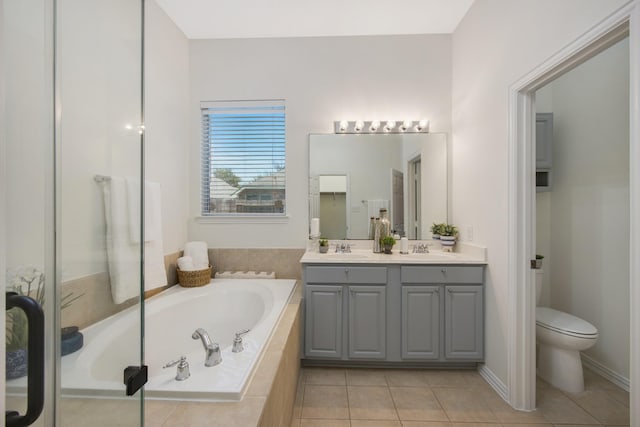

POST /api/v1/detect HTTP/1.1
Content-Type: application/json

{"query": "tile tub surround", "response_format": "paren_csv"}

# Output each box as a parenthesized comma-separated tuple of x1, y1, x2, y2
(209, 248, 305, 280)
(291, 366, 630, 426)
(61, 251, 181, 329)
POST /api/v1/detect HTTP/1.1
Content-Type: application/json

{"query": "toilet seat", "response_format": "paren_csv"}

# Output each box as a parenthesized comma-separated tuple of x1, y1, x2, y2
(536, 307, 598, 338)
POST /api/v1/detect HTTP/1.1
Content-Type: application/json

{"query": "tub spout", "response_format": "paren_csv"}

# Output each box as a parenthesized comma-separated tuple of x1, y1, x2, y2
(192, 328, 222, 367)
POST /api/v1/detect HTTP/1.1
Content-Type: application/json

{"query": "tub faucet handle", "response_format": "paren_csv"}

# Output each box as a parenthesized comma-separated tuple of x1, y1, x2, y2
(163, 356, 190, 381)
(232, 329, 251, 353)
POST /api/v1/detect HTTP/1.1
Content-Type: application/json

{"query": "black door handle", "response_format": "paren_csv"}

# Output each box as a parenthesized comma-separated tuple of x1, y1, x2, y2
(5, 292, 45, 427)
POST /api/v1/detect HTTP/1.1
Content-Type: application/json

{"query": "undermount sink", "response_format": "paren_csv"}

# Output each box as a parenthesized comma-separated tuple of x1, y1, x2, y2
(321, 252, 371, 260)
(399, 252, 456, 260)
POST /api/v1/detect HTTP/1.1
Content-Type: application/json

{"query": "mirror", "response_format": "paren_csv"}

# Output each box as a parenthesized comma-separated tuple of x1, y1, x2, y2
(309, 133, 447, 240)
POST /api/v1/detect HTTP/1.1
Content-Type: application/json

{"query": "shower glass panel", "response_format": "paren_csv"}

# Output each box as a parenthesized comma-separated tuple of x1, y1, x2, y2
(3, 1, 54, 425)
(3, 0, 145, 425)
(57, 0, 145, 425)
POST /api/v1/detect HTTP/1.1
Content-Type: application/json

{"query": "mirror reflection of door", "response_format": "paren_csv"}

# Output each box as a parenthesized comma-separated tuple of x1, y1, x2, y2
(391, 169, 404, 236)
(319, 175, 348, 239)
(408, 158, 422, 239)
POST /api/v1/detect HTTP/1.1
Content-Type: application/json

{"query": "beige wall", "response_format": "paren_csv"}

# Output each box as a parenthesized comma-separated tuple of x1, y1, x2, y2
(452, 0, 628, 386)
(188, 34, 452, 248)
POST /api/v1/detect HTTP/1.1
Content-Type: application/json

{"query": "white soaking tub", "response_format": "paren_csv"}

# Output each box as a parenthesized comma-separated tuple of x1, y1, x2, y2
(59, 278, 296, 401)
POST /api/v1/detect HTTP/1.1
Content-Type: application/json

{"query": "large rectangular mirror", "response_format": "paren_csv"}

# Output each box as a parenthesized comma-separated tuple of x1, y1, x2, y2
(309, 133, 447, 240)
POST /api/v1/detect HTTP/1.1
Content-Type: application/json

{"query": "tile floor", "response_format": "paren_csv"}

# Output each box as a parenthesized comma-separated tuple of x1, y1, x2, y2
(290, 367, 630, 427)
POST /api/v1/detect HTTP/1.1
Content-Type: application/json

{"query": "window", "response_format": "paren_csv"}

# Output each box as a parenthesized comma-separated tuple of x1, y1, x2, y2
(201, 100, 286, 216)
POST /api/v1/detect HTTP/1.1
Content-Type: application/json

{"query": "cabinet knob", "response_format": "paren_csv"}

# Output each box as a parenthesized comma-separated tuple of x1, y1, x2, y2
(441, 268, 447, 275)
(345, 268, 349, 274)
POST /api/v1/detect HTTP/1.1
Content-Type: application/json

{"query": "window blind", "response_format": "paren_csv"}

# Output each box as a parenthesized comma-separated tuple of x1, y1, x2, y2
(201, 100, 286, 216)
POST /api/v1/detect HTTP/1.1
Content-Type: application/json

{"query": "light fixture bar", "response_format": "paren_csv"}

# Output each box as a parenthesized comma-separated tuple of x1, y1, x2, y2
(334, 120, 429, 134)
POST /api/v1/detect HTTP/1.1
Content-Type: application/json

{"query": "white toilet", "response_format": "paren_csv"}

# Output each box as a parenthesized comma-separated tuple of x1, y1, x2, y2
(535, 270, 598, 393)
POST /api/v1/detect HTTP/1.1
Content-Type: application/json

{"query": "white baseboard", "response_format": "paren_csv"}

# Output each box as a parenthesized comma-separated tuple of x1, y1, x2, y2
(581, 354, 630, 392)
(477, 363, 508, 401)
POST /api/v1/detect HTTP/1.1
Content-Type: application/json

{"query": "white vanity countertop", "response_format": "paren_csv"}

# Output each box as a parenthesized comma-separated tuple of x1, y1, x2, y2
(300, 241, 487, 265)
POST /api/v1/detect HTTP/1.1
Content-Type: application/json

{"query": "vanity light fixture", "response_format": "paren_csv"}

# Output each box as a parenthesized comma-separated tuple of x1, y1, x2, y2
(400, 120, 413, 132)
(334, 120, 429, 134)
(384, 121, 396, 132)
(415, 120, 430, 132)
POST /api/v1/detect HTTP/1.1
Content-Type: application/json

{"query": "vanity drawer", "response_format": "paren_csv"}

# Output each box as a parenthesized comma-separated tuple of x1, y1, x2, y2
(401, 266, 483, 284)
(305, 266, 388, 284)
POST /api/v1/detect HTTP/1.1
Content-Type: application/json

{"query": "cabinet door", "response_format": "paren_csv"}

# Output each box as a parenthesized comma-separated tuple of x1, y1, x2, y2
(401, 286, 441, 360)
(445, 286, 484, 360)
(305, 285, 343, 358)
(348, 286, 386, 359)
(536, 113, 553, 169)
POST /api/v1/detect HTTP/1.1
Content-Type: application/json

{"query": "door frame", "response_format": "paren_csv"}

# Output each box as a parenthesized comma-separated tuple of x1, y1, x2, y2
(507, 1, 639, 418)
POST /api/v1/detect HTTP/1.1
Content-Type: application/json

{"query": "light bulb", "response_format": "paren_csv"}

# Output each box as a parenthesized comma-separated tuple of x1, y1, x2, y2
(369, 120, 380, 132)
(416, 119, 429, 132)
(400, 120, 413, 132)
(384, 121, 396, 132)
(339, 120, 349, 132)
(354, 120, 364, 132)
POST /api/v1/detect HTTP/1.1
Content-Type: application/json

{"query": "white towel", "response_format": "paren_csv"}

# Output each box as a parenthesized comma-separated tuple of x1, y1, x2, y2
(177, 256, 196, 272)
(102, 177, 167, 304)
(183, 241, 209, 269)
(126, 178, 162, 243)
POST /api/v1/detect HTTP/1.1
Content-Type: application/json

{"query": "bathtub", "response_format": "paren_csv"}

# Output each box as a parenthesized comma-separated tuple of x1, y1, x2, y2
(59, 278, 296, 401)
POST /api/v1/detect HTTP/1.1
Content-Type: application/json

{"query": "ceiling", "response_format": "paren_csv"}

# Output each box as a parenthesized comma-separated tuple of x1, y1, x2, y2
(155, 0, 475, 40)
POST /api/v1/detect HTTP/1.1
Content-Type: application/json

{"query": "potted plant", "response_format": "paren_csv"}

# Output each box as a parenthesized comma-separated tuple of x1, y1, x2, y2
(439, 224, 458, 251)
(6, 266, 83, 379)
(533, 254, 544, 269)
(318, 238, 329, 253)
(380, 236, 396, 254)
(430, 223, 445, 240)
(6, 266, 44, 379)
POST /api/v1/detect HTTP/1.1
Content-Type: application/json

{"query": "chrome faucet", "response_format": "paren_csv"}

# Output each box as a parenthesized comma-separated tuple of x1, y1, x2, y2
(192, 328, 222, 367)
(412, 243, 429, 254)
(163, 356, 190, 381)
(335, 242, 351, 254)
(232, 329, 251, 353)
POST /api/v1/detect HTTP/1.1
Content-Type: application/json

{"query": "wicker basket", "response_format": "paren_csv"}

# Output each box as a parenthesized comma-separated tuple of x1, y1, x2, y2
(177, 265, 213, 287)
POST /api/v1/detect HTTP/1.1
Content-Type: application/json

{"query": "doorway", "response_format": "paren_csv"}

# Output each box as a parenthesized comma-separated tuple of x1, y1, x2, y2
(507, 5, 638, 419)
(408, 157, 422, 239)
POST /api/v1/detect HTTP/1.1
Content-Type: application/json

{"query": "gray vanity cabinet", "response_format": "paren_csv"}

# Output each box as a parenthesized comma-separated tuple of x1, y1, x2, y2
(445, 285, 484, 360)
(303, 263, 484, 364)
(348, 286, 386, 359)
(304, 266, 387, 360)
(401, 266, 484, 362)
(401, 286, 441, 359)
(305, 285, 343, 358)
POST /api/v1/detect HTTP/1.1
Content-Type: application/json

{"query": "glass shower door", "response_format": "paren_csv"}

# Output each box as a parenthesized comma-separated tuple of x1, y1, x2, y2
(2, 0, 146, 425)
(56, 0, 145, 425)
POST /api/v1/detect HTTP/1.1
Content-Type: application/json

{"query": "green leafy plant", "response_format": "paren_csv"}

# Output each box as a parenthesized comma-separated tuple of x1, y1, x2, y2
(6, 266, 83, 351)
(430, 223, 445, 235)
(440, 224, 458, 237)
(536, 254, 544, 260)
(319, 238, 329, 247)
(381, 236, 396, 246)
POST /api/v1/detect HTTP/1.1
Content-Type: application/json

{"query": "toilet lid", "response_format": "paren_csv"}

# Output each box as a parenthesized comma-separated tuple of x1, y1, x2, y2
(536, 307, 598, 337)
